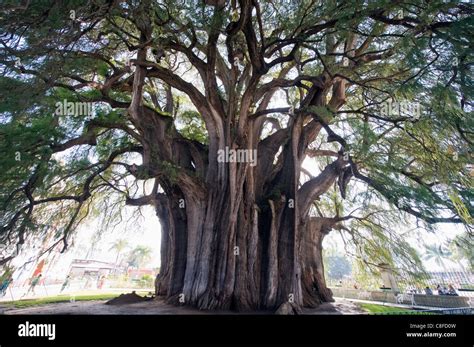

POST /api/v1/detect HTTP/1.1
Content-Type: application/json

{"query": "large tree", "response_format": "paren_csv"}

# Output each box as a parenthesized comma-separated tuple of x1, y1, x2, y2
(0, 0, 472, 312)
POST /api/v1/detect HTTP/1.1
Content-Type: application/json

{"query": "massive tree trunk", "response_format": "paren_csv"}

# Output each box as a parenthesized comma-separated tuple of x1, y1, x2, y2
(2, 0, 469, 317)
(300, 218, 335, 308)
(150, 112, 343, 313)
(130, 3, 347, 313)
(144, 67, 345, 313)
(153, 188, 339, 312)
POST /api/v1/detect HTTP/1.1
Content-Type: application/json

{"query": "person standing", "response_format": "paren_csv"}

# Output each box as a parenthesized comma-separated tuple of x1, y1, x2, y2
(97, 275, 106, 290)
(60, 275, 71, 293)
(23, 273, 42, 297)
(0, 276, 12, 297)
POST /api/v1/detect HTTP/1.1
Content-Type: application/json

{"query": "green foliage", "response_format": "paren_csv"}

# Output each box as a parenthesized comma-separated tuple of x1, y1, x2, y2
(139, 274, 154, 288)
(0, 0, 471, 287)
(159, 161, 180, 183)
(109, 239, 129, 254)
(175, 110, 208, 144)
(126, 245, 153, 268)
(359, 303, 423, 315)
(0, 264, 14, 282)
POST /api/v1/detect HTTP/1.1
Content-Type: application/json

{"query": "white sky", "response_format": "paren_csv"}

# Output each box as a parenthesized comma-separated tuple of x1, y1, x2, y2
(72, 205, 162, 268)
(9, 204, 161, 281)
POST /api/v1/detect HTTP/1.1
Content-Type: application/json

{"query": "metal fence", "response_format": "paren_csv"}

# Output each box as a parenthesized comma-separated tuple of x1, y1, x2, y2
(330, 287, 472, 309)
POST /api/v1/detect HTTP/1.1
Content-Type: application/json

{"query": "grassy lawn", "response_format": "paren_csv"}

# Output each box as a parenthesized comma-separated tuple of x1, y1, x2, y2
(360, 303, 434, 315)
(2, 291, 150, 309)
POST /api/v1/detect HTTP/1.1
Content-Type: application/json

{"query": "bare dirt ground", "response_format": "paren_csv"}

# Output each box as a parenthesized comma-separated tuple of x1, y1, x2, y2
(1, 297, 365, 315)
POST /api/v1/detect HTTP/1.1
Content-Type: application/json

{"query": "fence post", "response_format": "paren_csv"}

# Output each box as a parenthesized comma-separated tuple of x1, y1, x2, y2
(9, 285, 15, 301)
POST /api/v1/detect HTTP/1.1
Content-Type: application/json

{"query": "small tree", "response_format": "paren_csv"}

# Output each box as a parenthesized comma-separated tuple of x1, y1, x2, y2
(109, 239, 130, 271)
(126, 246, 153, 269)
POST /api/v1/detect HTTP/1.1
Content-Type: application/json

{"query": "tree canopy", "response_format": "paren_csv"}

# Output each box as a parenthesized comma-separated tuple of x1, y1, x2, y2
(0, 0, 472, 311)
